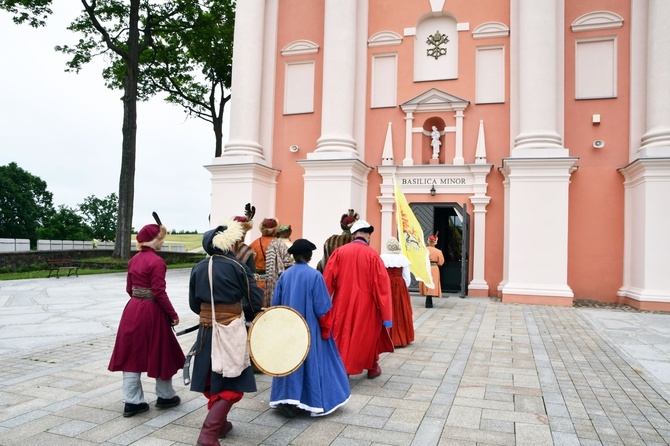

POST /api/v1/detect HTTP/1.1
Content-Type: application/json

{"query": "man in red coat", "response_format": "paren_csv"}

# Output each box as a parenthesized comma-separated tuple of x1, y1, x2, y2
(108, 223, 185, 417)
(323, 220, 394, 379)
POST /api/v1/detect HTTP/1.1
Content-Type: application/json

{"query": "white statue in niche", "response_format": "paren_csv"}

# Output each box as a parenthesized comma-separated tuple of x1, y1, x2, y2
(430, 126, 441, 159)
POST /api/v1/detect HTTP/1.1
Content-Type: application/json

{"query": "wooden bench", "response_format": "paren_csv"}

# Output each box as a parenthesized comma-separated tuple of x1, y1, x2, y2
(47, 259, 80, 278)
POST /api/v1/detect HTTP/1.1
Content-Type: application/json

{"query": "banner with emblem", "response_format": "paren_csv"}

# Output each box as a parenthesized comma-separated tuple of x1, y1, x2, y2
(393, 176, 434, 288)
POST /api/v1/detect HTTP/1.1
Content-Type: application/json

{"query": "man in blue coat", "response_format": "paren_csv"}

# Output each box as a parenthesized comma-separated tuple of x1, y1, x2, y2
(270, 238, 351, 417)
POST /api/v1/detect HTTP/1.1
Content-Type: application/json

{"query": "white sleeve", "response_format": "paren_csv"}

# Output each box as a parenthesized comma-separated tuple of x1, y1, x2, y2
(402, 264, 411, 287)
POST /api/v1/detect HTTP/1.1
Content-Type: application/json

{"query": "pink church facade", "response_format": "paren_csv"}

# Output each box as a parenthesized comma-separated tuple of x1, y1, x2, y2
(206, 0, 670, 311)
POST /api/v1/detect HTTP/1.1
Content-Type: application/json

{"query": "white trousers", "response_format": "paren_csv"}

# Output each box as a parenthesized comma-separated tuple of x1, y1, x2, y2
(122, 372, 175, 405)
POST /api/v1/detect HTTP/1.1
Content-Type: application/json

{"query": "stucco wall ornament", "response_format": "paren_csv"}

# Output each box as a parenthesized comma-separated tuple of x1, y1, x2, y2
(426, 30, 449, 59)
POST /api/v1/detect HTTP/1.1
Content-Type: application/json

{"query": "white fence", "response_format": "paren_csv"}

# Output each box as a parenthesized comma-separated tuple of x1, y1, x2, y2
(37, 240, 95, 250)
(0, 238, 30, 252)
(1, 238, 187, 253)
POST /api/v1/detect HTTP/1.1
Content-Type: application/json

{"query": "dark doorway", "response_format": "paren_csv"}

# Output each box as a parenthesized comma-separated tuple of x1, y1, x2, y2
(408, 203, 469, 296)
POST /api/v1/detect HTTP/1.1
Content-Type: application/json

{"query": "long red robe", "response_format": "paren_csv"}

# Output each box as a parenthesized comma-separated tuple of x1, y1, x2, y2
(108, 247, 185, 380)
(323, 239, 394, 375)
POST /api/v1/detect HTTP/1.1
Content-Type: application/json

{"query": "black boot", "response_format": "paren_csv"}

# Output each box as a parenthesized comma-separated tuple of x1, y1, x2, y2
(197, 399, 234, 445)
(156, 395, 180, 409)
(425, 296, 433, 308)
(123, 402, 149, 417)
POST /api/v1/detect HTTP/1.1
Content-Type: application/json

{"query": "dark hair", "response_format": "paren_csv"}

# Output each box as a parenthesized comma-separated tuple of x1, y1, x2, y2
(293, 251, 312, 263)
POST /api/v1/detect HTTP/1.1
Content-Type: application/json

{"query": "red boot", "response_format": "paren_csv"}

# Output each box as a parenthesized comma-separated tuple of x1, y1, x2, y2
(218, 421, 233, 439)
(367, 362, 382, 379)
(197, 399, 234, 446)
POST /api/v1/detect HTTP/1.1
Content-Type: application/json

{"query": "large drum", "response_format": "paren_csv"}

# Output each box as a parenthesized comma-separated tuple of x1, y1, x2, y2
(247, 306, 310, 377)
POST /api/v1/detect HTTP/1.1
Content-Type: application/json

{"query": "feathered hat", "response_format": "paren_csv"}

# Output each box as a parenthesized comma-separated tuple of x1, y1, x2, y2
(340, 209, 359, 232)
(232, 203, 255, 233)
(136, 212, 167, 249)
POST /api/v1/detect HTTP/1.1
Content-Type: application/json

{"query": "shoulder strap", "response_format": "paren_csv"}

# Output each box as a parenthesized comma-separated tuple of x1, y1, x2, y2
(212, 254, 252, 313)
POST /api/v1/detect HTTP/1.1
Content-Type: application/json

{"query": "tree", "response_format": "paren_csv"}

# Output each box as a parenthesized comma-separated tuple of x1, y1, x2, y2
(37, 205, 92, 241)
(105, 1, 235, 157)
(0, 162, 54, 246)
(79, 192, 118, 241)
(148, 0, 234, 157)
(1, 0, 184, 259)
(1, 1, 236, 255)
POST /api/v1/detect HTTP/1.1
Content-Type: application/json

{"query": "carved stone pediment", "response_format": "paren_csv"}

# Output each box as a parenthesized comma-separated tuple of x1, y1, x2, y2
(400, 88, 469, 113)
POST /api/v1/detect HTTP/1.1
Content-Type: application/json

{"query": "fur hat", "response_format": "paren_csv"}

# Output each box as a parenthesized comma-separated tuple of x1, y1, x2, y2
(386, 237, 401, 253)
(340, 209, 359, 232)
(350, 219, 374, 234)
(202, 220, 244, 255)
(288, 238, 316, 255)
(276, 224, 292, 238)
(136, 224, 167, 249)
(259, 217, 279, 236)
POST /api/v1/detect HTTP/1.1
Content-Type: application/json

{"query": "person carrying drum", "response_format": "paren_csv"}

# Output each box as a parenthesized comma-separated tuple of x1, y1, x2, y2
(188, 221, 264, 446)
(322, 220, 394, 379)
(269, 238, 351, 417)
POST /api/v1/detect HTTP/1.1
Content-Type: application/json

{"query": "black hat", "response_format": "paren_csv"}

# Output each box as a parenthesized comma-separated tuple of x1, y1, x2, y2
(288, 238, 316, 255)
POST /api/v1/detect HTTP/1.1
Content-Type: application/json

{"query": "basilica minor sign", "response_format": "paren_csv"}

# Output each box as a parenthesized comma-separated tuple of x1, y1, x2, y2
(399, 177, 468, 185)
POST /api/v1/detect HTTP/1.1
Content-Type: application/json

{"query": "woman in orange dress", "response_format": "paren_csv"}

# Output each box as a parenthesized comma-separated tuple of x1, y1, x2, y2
(380, 237, 414, 347)
(419, 235, 444, 308)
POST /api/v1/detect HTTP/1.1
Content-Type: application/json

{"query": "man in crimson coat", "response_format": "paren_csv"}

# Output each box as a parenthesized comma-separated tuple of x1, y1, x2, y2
(322, 220, 394, 379)
(108, 223, 185, 417)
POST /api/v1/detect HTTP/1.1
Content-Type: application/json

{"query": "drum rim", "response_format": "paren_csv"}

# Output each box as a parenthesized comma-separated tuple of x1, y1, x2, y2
(247, 305, 311, 377)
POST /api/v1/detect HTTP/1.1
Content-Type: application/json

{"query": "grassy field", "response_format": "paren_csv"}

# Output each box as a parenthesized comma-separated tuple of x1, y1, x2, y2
(163, 233, 204, 252)
(0, 233, 205, 280)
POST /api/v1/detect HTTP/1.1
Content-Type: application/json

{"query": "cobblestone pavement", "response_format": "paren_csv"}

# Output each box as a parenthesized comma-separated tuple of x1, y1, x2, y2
(1, 271, 669, 445)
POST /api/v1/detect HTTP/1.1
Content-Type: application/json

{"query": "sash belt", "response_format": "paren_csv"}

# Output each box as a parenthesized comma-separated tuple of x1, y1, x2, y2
(430, 262, 439, 266)
(131, 287, 155, 300)
(199, 302, 242, 327)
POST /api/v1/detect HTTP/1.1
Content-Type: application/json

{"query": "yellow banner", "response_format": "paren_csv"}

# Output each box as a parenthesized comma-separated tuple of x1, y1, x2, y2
(394, 177, 434, 288)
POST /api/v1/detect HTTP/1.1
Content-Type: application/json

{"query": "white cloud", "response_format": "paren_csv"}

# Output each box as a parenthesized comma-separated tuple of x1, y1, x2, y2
(0, 4, 224, 232)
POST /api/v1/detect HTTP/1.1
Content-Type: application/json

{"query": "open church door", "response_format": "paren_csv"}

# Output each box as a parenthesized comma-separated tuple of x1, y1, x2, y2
(407, 203, 468, 296)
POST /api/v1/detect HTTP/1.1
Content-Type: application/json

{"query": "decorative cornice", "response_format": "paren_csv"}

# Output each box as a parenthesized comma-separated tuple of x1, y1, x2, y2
(281, 40, 319, 56)
(400, 88, 469, 113)
(571, 11, 624, 32)
(472, 21, 510, 39)
(368, 31, 403, 47)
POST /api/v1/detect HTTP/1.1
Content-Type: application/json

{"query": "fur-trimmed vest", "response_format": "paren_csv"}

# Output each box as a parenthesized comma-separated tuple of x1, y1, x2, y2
(233, 243, 256, 273)
(317, 232, 353, 273)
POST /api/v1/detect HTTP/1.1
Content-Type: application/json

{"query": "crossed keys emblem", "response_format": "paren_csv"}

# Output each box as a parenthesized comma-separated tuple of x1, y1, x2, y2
(426, 30, 449, 59)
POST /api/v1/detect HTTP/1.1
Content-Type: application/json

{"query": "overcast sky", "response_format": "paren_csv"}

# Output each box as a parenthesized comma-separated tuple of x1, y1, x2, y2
(0, 4, 226, 233)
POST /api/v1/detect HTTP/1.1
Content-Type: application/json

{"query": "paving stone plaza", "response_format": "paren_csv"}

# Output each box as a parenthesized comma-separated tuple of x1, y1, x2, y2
(1, 269, 669, 445)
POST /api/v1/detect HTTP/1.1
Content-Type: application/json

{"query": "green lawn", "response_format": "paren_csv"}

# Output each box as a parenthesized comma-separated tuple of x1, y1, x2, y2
(163, 233, 203, 252)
